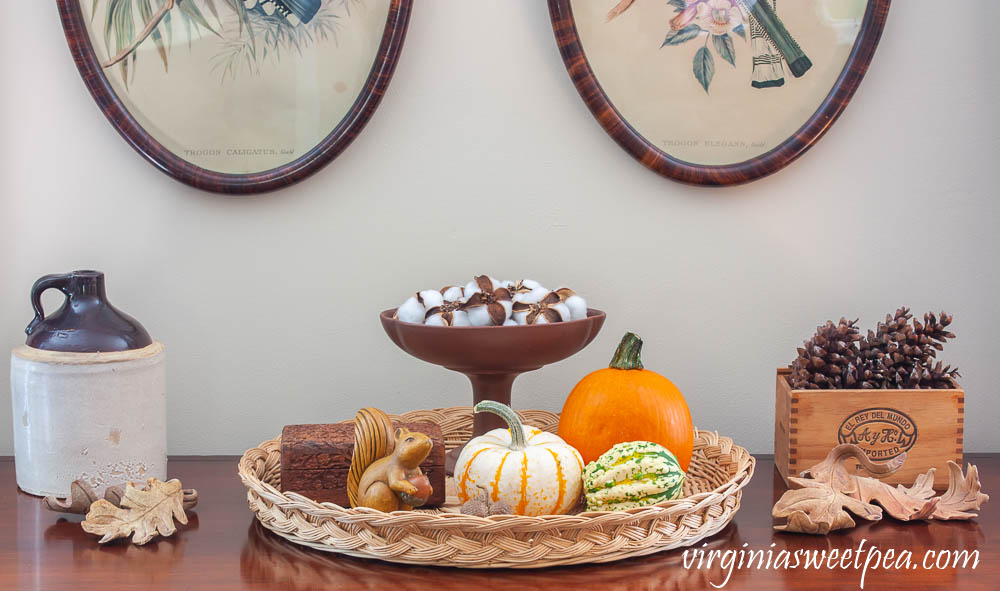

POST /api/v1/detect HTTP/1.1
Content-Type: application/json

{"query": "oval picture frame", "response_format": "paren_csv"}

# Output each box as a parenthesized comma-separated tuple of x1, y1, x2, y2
(549, 0, 891, 186)
(57, 0, 412, 194)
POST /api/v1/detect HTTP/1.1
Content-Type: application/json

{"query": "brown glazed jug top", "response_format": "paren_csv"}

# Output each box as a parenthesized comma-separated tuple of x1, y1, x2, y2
(25, 270, 152, 352)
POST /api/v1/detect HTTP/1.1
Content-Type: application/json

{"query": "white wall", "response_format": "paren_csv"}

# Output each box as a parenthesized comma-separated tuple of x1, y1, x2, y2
(2, 1, 997, 456)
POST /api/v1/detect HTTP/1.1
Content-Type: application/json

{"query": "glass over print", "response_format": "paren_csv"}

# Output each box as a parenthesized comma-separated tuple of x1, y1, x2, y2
(572, 0, 866, 166)
(80, 0, 390, 174)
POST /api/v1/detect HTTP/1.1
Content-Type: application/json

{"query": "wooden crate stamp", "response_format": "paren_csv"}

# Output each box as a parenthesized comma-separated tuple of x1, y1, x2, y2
(774, 368, 963, 488)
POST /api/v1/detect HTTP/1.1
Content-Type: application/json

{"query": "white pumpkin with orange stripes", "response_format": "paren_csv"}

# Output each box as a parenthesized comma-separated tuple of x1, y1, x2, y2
(454, 401, 584, 516)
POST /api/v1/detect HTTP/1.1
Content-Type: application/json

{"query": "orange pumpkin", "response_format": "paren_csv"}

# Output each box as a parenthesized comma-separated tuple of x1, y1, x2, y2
(558, 332, 694, 470)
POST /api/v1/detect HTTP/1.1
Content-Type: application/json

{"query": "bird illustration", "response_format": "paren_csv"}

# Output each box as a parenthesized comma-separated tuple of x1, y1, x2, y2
(244, 0, 321, 26)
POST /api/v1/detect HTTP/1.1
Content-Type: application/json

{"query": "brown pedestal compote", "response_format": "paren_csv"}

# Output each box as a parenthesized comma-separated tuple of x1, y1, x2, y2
(380, 308, 605, 472)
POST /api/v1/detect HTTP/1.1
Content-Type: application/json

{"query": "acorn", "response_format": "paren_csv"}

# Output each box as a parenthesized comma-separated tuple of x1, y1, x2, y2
(488, 500, 512, 515)
(460, 499, 488, 517)
(397, 474, 433, 507)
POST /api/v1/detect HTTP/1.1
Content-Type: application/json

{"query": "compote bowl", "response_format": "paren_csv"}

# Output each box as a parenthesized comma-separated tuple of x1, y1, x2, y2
(380, 308, 606, 472)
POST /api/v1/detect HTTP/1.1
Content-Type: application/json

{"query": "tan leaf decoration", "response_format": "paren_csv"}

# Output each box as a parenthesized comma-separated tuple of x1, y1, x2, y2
(931, 462, 990, 520)
(773, 477, 882, 534)
(775, 446, 988, 534)
(43, 480, 101, 514)
(800, 443, 905, 493)
(44, 480, 198, 515)
(82, 478, 189, 545)
(855, 476, 938, 521)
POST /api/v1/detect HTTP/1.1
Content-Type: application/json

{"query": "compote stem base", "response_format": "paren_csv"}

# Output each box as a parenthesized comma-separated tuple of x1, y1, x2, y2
(444, 371, 525, 474)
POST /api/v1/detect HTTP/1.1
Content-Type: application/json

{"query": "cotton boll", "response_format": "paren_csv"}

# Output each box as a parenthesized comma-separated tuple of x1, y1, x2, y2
(503, 319, 517, 326)
(466, 305, 495, 327)
(480, 300, 514, 325)
(451, 310, 471, 326)
(500, 300, 513, 317)
(552, 302, 572, 322)
(425, 314, 446, 326)
(441, 285, 464, 302)
(500, 280, 515, 291)
(564, 295, 588, 320)
(418, 290, 444, 309)
(396, 296, 425, 324)
(513, 287, 549, 305)
(520, 279, 544, 291)
(512, 309, 529, 325)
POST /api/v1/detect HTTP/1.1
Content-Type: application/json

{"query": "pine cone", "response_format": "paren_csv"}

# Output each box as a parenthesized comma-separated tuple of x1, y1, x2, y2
(792, 308, 959, 390)
(789, 317, 861, 389)
(863, 308, 960, 388)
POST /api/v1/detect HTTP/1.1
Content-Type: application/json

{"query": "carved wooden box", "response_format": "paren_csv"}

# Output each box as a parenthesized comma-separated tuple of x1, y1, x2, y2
(774, 368, 964, 488)
(280, 422, 446, 507)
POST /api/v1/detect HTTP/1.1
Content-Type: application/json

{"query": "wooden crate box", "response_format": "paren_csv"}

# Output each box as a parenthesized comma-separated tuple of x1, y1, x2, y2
(774, 368, 963, 488)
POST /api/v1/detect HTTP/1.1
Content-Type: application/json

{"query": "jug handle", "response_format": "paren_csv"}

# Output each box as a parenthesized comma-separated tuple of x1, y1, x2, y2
(27, 273, 73, 335)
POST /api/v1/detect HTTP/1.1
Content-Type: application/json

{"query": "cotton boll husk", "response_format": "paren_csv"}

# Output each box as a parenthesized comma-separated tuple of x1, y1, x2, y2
(396, 296, 425, 324)
(418, 290, 444, 309)
(564, 295, 588, 320)
(451, 310, 471, 326)
(465, 276, 501, 295)
(441, 285, 464, 302)
(552, 302, 572, 322)
(466, 305, 496, 327)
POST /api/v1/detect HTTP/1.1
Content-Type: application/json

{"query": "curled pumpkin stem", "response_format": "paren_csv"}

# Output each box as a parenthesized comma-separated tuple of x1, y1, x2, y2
(473, 400, 526, 450)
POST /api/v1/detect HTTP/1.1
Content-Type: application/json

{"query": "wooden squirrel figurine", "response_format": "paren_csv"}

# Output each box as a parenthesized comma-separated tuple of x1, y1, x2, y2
(347, 408, 434, 512)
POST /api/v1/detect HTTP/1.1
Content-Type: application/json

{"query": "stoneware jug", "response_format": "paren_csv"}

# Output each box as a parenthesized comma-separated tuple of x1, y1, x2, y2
(10, 270, 166, 496)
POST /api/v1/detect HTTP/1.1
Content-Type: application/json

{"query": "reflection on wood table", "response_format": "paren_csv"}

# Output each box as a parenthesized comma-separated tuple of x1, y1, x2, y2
(4, 455, 996, 590)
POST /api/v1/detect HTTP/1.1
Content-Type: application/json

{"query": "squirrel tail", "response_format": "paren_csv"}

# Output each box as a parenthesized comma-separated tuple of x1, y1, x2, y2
(347, 407, 395, 507)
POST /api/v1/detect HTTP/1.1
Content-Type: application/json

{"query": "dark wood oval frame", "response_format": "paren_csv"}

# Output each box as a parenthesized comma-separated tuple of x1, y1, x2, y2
(57, 0, 413, 194)
(548, 0, 891, 186)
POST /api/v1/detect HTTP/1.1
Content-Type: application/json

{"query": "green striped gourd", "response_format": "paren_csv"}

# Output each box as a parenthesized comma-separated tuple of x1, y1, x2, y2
(584, 441, 686, 511)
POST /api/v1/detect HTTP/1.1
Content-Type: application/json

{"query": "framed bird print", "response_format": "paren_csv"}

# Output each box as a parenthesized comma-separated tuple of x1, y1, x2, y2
(57, 0, 412, 193)
(549, 0, 891, 185)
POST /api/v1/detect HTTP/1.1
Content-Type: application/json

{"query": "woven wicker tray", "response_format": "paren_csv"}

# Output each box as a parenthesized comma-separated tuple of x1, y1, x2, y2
(238, 407, 755, 569)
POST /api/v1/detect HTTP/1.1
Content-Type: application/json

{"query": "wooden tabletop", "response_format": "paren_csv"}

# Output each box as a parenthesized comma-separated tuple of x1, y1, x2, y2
(5, 455, 996, 590)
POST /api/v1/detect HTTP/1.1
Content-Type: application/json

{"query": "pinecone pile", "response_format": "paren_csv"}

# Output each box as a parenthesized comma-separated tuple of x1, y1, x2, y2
(790, 308, 959, 390)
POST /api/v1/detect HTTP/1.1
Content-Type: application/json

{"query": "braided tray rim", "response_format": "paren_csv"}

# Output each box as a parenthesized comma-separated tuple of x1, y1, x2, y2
(238, 407, 756, 569)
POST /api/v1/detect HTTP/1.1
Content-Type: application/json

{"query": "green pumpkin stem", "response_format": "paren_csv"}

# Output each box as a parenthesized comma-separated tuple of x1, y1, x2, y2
(609, 332, 644, 370)
(473, 400, 526, 451)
